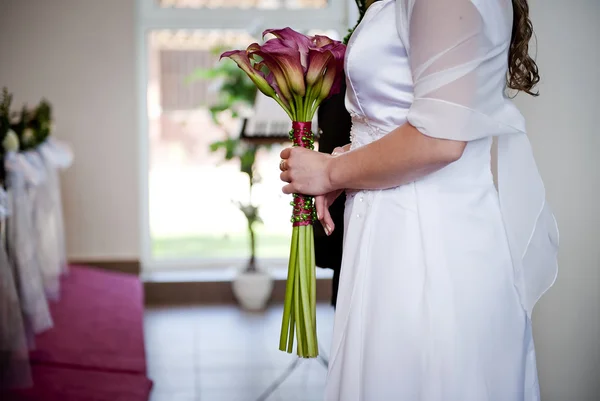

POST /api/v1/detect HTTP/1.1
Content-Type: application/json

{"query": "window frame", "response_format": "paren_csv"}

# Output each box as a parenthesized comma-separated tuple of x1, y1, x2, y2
(136, 0, 352, 271)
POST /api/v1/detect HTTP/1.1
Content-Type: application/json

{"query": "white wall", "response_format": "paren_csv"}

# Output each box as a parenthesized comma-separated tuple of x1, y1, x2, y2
(0, 0, 139, 260)
(0, 0, 598, 398)
(514, 0, 600, 399)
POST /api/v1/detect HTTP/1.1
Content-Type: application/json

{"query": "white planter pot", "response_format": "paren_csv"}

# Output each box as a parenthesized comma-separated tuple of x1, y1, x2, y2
(232, 269, 274, 311)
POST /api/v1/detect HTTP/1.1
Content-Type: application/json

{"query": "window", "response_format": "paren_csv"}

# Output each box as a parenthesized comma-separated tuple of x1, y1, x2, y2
(138, 0, 349, 270)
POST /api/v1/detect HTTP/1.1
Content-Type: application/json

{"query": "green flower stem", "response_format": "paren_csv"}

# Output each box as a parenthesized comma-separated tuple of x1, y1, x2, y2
(302, 96, 309, 122)
(307, 78, 325, 119)
(294, 244, 305, 357)
(272, 96, 294, 120)
(309, 97, 324, 119)
(298, 225, 317, 357)
(302, 86, 316, 121)
(301, 226, 310, 355)
(288, 93, 298, 119)
(287, 300, 295, 353)
(308, 225, 317, 339)
(279, 226, 299, 351)
(293, 95, 304, 122)
(307, 225, 316, 354)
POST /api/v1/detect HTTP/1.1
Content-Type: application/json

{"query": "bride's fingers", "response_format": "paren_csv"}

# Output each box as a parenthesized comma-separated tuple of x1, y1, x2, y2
(332, 147, 345, 157)
(316, 195, 335, 235)
(280, 171, 291, 183)
(282, 183, 294, 195)
(321, 207, 335, 236)
(315, 195, 326, 221)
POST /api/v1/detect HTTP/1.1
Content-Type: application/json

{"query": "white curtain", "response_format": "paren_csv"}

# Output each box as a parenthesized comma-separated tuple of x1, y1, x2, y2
(0, 187, 32, 390)
(38, 138, 72, 277)
(25, 139, 73, 300)
(5, 152, 53, 344)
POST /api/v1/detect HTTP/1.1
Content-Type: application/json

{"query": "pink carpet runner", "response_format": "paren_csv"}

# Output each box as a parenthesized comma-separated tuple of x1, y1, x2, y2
(6, 266, 153, 401)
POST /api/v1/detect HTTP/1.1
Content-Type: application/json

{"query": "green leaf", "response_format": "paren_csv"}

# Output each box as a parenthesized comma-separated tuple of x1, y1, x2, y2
(209, 137, 240, 161)
(209, 140, 226, 152)
(224, 138, 240, 160)
(208, 103, 229, 124)
(239, 146, 257, 177)
(186, 68, 221, 83)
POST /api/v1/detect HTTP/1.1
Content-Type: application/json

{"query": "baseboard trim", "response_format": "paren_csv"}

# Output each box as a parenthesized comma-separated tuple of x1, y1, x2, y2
(69, 260, 333, 306)
(144, 278, 333, 306)
(70, 260, 141, 275)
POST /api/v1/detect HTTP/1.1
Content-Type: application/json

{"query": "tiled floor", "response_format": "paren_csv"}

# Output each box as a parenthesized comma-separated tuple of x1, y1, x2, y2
(144, 304, 335, 401)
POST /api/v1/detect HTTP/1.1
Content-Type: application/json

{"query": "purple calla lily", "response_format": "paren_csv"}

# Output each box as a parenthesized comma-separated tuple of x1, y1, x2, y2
(265, 71, 290, 109)
(329, 43, 346, 97)
(312, 35, 335, 48)
(247, 43, 295, 103)
(252, 39, 306, 97)
(221, 29, 345, 114)
(312, 41, 345, 98)
(306, 36, 344, 95)
(317, 57, 339, 101)
(263, 28, 311, 68)
(220, 50, 276, 99)
(323, 41, 346, 62)
(305, 48, 334, 88)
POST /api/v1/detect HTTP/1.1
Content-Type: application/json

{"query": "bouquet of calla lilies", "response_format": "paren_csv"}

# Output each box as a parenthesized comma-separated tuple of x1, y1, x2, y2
(221, 28, 345, 358)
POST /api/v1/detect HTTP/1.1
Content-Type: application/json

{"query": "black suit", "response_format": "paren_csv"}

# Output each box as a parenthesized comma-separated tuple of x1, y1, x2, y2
(314, 78, 352, 307)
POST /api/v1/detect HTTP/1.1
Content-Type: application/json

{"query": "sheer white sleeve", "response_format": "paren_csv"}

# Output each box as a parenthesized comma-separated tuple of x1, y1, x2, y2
(399, 0, 525, 141)
(396, 0, 559, 317)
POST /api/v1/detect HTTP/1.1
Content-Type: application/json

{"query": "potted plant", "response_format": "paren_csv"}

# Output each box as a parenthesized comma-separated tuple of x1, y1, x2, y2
(191, 50, 274, 311)
(209, 136, 273, 310)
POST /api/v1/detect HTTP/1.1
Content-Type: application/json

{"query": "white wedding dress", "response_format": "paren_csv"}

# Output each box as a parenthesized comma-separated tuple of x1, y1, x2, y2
(324, 0, 559, 400)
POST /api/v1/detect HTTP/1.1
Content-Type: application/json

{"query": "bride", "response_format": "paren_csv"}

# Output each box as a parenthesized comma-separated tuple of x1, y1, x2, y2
(279, 0, 559, 399)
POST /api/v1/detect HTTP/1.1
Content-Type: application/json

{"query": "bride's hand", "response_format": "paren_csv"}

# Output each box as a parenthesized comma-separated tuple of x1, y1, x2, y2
(280, 148, 335, 196)
(316, 146, 348, 236)
(316, 188, 344, 236)
(280, 145, 349, 234)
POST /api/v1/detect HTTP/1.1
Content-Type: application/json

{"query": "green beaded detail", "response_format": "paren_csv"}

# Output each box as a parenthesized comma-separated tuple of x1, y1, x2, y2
(288, 128, 315, 150)
(290, 194, 316, 225)
(289, 125, 316, 225)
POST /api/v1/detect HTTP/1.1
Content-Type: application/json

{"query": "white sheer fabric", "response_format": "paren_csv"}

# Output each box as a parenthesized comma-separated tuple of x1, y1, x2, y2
(325, 0, 557, 399)
(397, 0, 558, 316)
(5, 152, 53, 342)
(0, 188, 32, 390)
(39, 138, 73, 277)
(24, 150, 62, 299)
(26, 139, 73, 300)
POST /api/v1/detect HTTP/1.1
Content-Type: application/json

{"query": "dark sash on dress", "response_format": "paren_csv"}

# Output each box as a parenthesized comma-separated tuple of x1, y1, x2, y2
(314, 78, 351, 307)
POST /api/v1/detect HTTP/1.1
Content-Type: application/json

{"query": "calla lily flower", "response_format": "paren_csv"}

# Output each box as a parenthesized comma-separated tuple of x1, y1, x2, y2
(263, 28, 311, 69)
(265, 71, 290, 109)
(305, 48, 334, 88)
(220, 50, 276, 99)
(257, 39, 306, 97)
(317, 58, 338, 102)
(312, 35, 334, 48)
(221, 27, 345, 121)
(247, 43, 295, 103)
(319, 42, 346, 98)
(306, 36, 345, 97)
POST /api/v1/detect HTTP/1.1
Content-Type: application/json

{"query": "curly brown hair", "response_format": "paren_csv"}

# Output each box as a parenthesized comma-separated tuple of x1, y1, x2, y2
(508, 0, 540, 96)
